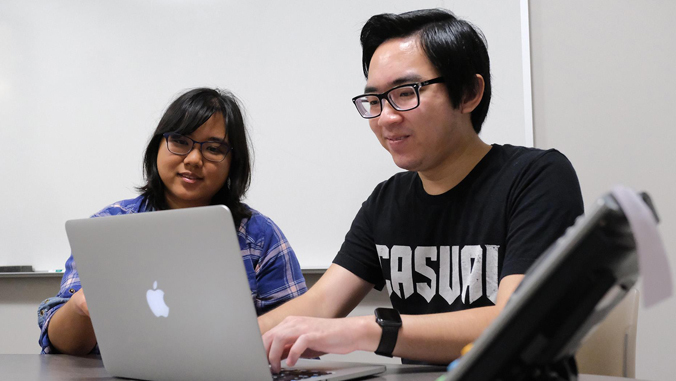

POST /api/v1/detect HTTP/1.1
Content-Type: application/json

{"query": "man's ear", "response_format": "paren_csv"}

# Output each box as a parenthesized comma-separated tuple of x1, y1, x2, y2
(460, 74, 485, 114)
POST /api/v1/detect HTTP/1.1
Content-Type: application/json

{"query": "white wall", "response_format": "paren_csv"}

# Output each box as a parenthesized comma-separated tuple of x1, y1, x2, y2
(529, 1, 676, 380)
(0, 276, 62, 354)
(0, 0, 530, 272)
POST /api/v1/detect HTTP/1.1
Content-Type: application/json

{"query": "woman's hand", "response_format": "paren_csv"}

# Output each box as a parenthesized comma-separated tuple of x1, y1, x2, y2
(70, 289, 90, 317)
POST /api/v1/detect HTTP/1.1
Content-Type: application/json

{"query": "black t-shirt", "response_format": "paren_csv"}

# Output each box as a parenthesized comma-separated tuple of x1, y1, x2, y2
(333, 144, 583, 315)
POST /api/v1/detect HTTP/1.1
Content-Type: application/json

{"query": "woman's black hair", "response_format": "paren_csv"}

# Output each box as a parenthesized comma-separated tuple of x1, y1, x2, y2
(137, 88, 252, 224)
(360, 8, 492, 133)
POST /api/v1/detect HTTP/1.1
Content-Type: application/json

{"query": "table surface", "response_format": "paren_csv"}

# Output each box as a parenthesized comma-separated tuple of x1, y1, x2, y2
(1, 354, 642, 381)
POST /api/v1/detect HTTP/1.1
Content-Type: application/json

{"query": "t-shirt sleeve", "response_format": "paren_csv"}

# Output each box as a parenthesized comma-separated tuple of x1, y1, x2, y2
(333, 196, 386, 290)
(500, 150, 584, 279)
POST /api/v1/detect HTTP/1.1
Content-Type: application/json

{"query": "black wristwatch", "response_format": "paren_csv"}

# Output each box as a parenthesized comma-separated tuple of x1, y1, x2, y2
(374, 308, 402, 357)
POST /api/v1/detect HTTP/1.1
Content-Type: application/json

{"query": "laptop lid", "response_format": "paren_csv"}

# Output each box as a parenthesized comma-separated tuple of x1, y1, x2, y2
(66, 205, 385, 381)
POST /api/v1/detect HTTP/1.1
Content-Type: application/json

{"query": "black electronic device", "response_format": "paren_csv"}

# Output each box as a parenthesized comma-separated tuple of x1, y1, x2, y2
(443, 191, 658, 381)
(374, 307, 402, 357)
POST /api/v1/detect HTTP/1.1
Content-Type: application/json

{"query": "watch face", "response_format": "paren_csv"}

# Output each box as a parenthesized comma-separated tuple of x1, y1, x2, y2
(375, 308, 402, 325)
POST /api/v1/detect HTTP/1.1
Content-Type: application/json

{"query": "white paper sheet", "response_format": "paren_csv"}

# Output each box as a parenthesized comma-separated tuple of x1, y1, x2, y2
(611, 186, 672, 308)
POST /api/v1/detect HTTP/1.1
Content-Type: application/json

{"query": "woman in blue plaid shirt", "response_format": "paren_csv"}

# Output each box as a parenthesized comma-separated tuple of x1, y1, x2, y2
(38, 88, 307, 355)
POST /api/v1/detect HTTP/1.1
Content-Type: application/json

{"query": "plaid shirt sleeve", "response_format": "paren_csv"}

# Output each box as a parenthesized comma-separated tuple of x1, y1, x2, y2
(239, 208, 307, 315)
(37, 254, 96, 354)
(37, 197, 146, 354)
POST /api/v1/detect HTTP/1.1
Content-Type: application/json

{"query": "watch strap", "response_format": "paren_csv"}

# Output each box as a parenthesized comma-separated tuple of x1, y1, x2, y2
(375, 323, 400, 357)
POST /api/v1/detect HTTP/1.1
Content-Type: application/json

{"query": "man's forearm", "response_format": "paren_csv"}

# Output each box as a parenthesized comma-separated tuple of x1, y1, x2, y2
(259, 288, 334, 334)
(388, 274, 524, 363)
(390, 306, 500, 363)
(259, 264, 375, 334)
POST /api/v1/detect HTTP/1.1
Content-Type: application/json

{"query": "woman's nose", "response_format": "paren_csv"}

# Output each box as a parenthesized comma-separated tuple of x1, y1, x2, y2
(183, 144, 204, 166)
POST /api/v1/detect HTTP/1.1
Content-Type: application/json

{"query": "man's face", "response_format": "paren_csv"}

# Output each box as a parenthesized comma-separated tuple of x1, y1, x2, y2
(365, 36, 472, 174)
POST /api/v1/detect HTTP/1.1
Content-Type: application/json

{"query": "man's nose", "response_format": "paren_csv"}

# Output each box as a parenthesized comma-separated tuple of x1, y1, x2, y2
(378, 99, 403, 126)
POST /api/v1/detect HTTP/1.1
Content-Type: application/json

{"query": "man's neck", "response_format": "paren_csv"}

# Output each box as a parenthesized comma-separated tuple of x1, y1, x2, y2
(418, 136, 492, 196)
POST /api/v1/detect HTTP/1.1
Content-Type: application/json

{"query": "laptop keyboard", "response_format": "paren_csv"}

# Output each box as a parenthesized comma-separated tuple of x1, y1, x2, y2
(271, 369, 334, 381)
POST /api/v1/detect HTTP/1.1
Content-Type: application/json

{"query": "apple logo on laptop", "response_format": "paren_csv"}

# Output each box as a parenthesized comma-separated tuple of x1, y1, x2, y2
(146, 281, 169, 317)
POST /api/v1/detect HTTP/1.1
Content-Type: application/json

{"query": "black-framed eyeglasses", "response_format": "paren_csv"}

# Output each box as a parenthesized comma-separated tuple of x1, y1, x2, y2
(351, 77, 445, 119)
(162, 133, 232, 163)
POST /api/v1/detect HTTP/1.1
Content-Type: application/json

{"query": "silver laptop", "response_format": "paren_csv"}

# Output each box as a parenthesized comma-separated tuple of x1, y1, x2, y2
(66, 205, 385, 381)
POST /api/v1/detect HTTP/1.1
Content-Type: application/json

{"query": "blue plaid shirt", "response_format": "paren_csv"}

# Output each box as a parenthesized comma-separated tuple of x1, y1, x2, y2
(37, 196, 307, 354)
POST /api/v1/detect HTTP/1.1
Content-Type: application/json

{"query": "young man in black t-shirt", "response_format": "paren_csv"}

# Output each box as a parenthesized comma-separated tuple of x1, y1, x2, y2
(260, 9, 583, 372)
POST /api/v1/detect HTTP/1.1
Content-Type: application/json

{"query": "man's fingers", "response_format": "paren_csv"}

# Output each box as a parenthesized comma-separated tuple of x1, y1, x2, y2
(262, 331, 273, 355)
(267, 328, 298, 373)
(267, 336, 288, 373)
(286, 334, 313, 366)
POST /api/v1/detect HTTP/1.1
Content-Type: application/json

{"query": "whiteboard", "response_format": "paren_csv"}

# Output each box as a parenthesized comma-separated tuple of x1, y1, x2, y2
(0, 0, 531, 271)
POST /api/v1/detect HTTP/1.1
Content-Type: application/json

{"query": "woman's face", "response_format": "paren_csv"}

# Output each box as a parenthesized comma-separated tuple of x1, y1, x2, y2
(157, 113, 231, 209)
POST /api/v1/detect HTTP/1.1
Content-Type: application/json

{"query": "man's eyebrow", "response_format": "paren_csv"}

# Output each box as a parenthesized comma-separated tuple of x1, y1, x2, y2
(363, 74, 424, 94)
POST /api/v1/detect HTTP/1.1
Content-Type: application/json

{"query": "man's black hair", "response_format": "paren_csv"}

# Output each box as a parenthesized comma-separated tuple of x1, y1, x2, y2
(360, 8, 491, 132)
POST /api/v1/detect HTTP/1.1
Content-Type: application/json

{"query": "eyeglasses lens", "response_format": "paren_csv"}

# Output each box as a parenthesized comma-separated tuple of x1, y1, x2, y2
(201, 142, 228, 162)
(167, 135, 191, 154)
(355, 96, 380, 118)
(388, 86, 419, 111)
